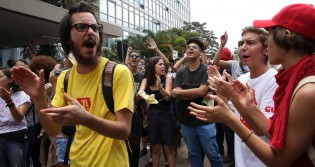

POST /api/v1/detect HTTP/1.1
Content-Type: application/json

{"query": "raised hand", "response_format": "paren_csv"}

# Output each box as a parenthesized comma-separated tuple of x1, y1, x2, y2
(42, 93, 90, 126)
(188, 94, 236, 123)
(11, 66, 45, 101)
(147, 37, 158, 50)
(220, 31, 228, 46)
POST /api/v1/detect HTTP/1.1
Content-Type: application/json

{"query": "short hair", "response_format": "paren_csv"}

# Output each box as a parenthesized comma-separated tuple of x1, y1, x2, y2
(270, 26, 315, 55)
(59, 1, 102, 55)
(1, 68, 20, 92)
(241, 26, 269, 50)
(187, 37, 205, 51)
(29, 55, 57, 83)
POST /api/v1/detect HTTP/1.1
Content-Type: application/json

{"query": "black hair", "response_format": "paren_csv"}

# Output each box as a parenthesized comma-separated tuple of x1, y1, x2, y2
(59, 1, 103, 55)
(187, 37, 205, 51)
(145, 56, 165, 86)
(1, 68, 20, 92)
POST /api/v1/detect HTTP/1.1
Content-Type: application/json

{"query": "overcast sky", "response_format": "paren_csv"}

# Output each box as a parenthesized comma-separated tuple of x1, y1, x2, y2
(190, 0, 315, 51)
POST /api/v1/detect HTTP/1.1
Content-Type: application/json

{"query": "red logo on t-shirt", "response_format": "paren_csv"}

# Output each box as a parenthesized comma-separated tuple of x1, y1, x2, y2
(77, 98, 91, 111)
(265, 106, 274, 113)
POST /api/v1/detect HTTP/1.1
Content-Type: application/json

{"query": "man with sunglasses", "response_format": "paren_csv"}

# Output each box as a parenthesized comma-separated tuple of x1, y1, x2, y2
(11, 2, 135, 167)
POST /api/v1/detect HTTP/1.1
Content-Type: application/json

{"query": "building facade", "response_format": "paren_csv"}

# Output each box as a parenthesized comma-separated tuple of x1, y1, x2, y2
(0, 0, 190, 66)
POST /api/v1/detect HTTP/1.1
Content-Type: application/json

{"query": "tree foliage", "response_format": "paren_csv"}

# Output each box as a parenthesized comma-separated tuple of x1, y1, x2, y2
(182, 21, 219, 58)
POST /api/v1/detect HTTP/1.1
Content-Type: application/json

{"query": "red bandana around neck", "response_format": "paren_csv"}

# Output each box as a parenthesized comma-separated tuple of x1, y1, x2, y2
(268, 55, 315, 149)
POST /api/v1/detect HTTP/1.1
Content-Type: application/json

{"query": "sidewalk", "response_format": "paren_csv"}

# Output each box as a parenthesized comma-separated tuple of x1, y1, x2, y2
(139, 137, 234, 167)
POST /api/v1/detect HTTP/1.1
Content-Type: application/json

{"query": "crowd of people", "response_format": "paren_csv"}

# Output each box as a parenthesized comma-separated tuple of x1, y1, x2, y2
(1, 1, 315, 167)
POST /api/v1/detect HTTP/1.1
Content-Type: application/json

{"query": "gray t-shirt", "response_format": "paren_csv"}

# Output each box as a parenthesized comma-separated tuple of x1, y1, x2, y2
(229, 60, 249, 80)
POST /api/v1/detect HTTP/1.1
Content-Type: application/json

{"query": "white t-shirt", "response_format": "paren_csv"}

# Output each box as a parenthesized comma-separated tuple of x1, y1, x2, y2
(231, 69, 278, 167)
(0, 91, 30, 134)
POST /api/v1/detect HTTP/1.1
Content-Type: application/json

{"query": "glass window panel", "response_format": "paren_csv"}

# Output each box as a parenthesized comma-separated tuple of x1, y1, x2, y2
(129, 11, 134, 25)
(123, 8, 128, 22)
(100, 0, 107, 17)
(116, 4, 122, 20)
(108, 2, 115, 17)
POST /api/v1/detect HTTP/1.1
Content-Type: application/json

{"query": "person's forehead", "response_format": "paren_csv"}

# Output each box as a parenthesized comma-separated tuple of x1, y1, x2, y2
(71, 12, 97, 23)
(188, 43, 199, 46)
(241, 32, 260, 41)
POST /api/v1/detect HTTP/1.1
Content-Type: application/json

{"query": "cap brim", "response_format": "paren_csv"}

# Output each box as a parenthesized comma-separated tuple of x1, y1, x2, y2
(253, 19, 277, 29)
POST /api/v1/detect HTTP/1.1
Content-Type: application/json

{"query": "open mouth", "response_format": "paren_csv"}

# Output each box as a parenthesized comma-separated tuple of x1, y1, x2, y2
(83, 38, 96, 49)
(85, 42, 95, 49)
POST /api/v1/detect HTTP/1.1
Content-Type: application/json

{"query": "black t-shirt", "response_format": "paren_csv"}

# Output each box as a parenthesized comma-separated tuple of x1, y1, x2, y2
(174, 63, 210, 126)
(145, 77, 170, 111)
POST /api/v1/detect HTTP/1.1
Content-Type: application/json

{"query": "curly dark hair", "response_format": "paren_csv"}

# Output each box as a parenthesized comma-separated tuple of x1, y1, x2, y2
(1, 68, 20, 92)
(145, 56, 165, 86)
(29, 55, 57, 83)
(187, 37, 205, 51)
(59, 1, 103, 56)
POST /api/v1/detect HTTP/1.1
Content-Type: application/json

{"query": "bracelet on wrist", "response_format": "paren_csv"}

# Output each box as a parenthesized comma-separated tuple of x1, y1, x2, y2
(6, 102, 15, 108)
(242, 131, 253, 142)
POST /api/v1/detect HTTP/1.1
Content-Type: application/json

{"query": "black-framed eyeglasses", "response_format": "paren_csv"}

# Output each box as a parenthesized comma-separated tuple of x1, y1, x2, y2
(186, 45, 200, 50)
(71, 23, 103, 33)
(130, 54, 140, 58)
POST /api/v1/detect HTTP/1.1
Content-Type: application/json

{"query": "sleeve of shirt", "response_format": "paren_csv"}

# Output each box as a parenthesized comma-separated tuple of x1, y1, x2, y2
(173, 68, 183, 88)
(16, 91, 31, 107)
(112, 64, 135, 113)
(258, 74, 278, 119)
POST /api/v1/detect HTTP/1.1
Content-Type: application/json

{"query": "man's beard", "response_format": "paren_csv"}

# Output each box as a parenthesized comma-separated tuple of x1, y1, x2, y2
(70, 41, 101, 67)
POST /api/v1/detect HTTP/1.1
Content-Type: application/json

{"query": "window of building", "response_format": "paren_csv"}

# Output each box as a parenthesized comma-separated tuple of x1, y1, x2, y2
(123, 7, 129, 27)
(99, 0, 108, 20)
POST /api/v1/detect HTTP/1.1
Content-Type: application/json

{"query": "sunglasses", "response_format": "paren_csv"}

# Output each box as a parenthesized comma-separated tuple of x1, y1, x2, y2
(71, 23, 103, 33)
(130, 54, 140, 58)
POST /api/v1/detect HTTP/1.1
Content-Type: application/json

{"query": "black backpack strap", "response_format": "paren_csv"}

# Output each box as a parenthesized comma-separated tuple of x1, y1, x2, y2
(102, 60, 117, 114)
(62, 68, 75, 165)
(64, 69, 71, 93)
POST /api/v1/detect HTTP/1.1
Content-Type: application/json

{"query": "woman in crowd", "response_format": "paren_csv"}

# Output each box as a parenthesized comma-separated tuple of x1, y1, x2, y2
(138, 56, 175, 167)
(0, 68, 31, 167)
(189, 3, 315, 166)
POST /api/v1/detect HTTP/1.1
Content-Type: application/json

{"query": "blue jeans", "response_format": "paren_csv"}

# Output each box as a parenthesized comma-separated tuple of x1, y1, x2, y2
(181, 123, 223, 167)
(0, 136, 27, 167)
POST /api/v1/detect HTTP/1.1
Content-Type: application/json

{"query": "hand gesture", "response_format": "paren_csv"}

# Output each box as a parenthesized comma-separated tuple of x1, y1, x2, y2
(207, 65, 234, 99)
(0, 86, 11, 102)
(147, 37, 158, 50)
(127, 47, 132, 53)
(188, 94, 236, 123)
(232, 81, 257, 107)
(220, 32, 228, 46)
(42, 93, 90, 126)
(11, 66, 45, 101)
(155, 74, 162, 88)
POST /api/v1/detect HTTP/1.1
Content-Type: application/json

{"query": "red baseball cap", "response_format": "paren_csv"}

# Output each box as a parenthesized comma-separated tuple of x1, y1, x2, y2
(220, 47, 234, 61)
(253, 4, 315, 40)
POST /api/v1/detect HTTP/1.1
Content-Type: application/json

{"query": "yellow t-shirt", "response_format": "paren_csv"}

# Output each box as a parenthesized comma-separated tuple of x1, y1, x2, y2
(51, 57, 135, 167)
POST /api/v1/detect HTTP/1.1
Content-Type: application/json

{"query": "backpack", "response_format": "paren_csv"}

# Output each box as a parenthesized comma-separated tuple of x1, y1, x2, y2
(62, 60, 141, 165)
